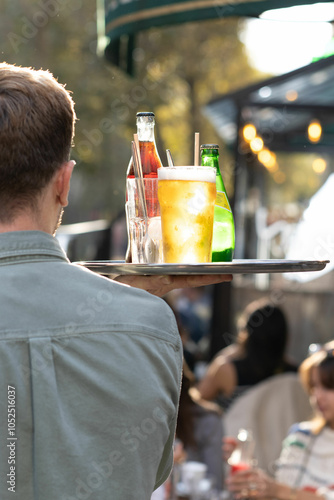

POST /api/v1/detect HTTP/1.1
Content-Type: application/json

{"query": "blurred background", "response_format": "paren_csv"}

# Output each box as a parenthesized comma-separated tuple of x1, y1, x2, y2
(2, 0, 334, 367)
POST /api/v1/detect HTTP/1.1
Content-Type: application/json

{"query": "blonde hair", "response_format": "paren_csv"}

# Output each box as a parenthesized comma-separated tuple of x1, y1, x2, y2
(299, 340, 334, 433)
(0, 63, 76, 221)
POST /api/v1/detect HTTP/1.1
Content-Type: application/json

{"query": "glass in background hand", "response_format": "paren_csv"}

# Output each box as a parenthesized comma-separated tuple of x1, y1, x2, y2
(158, 166, 216, 263)
(227, 429, 255, 475)
(200, 144, 235, 262)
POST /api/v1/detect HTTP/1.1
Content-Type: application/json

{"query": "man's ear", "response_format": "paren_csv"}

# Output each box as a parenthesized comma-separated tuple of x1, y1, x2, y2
(55, 160, 76, 207)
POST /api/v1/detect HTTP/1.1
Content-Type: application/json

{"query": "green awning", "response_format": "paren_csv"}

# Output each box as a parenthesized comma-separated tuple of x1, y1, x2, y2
(103, 0, 334, 74)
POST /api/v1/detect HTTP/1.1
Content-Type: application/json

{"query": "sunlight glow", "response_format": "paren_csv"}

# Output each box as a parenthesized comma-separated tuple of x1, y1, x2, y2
(240, 3, 334, 75)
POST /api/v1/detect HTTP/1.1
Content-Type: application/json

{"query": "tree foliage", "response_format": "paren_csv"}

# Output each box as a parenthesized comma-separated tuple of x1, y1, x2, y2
(1, 0, 262, 223)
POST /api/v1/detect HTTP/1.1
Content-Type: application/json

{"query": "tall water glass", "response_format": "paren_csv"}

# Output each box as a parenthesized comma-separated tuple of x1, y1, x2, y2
(126, 177, 163, 263)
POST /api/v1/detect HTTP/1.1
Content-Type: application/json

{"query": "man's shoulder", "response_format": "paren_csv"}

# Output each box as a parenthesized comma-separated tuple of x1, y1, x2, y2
(65, 262, 180, 340)
(67, 261, 163, 305)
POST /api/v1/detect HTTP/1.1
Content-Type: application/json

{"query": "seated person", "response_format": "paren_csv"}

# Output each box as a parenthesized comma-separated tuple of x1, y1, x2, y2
(226, 340, 334, 500)
(198, 298, 297, 409)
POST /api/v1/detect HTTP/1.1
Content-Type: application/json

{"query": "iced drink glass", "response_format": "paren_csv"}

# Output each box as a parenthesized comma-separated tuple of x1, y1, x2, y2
(158, 166, 216, 263)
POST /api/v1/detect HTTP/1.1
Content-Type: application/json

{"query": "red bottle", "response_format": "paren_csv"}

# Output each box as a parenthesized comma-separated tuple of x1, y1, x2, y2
(125, 112, 163, 262)
(126, 112, 162, 217)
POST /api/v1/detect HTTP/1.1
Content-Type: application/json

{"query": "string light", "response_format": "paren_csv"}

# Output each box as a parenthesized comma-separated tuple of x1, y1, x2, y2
(285, 89, 298, 102)
(308, 120, 322, 143)
(241, 125, 280, 174)
(273, 171, 286, 183)
(250, 136, 264, 153)
(258, 149, 276, 169)
(242, 124, 257, 142)
(258, 148, 271, 164)
(312, 157, 327, 174)
(268, 161, 279, 173)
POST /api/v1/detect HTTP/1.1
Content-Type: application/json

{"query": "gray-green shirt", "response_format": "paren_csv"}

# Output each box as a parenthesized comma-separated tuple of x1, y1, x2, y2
(0, 231, 182, 500)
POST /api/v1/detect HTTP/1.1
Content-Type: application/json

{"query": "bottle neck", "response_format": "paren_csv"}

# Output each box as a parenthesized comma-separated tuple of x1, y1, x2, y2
(201, 150, 220, 171)
(137, 120, 156, 142)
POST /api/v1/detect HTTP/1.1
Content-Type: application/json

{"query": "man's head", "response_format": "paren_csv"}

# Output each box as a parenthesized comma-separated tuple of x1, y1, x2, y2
(0, 63, 76, 225)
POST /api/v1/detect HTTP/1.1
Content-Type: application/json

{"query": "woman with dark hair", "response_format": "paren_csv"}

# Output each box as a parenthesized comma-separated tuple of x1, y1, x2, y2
(198, 298, 296, 407)
(226, 340, 334, 500)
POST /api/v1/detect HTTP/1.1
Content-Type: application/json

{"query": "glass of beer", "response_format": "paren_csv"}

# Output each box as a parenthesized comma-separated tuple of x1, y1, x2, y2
(158, 166, 216, 263)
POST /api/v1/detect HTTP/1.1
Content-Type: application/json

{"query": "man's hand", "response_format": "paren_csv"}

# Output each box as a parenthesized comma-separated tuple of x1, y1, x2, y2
(114, 274, 233, 297)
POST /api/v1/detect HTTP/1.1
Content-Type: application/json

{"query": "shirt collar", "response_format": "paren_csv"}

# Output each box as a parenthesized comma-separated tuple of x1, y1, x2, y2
(0, 230, 69, 262)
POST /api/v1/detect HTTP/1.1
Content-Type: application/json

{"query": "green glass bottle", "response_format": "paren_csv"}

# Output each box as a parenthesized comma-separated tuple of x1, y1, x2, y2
(200, 144, 235, 262)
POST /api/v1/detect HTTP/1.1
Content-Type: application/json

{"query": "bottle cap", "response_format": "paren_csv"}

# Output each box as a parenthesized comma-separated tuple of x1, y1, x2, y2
(136, 112, 155, 127)
(200, 144, 219, 150)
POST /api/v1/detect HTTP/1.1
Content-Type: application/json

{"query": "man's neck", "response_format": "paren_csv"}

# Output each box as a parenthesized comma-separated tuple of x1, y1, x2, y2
(0, 213, 53, 235)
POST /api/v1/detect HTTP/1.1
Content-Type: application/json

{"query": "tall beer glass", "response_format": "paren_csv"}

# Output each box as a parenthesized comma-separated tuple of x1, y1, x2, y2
(158, 166, 216, 263)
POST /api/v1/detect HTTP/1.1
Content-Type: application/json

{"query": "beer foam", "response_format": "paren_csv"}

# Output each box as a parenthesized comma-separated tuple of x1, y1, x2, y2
(158, 166, 216, 183)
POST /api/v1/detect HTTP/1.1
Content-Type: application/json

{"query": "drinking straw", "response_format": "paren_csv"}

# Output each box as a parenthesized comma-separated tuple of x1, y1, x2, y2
(194, 132, 200, 166)
(166, 149, 174, 167)
(133, 134, 144, 180)
(132, 138, 148, 220)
